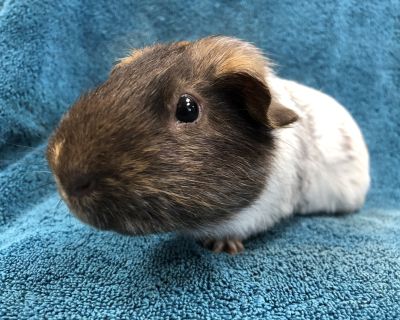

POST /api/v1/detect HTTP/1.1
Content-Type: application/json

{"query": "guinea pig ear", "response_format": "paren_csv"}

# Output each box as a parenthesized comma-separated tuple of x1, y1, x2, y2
(213, 72, 298, 128)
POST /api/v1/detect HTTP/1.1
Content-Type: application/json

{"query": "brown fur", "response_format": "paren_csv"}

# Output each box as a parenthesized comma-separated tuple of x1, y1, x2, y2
(47, 36, 298, 236)
(115, 41, 190, 69)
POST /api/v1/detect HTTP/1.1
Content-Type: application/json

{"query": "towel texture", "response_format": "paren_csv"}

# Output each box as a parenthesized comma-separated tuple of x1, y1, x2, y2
(0, 0, 399, 319)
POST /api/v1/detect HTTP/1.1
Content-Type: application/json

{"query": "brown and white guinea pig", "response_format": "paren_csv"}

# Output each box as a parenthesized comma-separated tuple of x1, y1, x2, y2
(47, 36, 370, 254)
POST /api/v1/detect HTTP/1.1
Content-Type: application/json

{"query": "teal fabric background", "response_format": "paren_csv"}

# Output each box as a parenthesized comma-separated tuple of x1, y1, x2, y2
(0, 1, 399, 318)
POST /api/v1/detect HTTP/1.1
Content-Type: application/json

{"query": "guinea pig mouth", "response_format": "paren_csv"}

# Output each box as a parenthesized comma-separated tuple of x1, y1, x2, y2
(64, 198, 172, 236)
(68, 206, 129, 233)
(64, 201, 108, 230)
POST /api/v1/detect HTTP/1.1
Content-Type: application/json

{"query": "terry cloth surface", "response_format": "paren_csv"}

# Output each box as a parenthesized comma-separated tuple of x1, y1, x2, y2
(0, 1, 399, 319)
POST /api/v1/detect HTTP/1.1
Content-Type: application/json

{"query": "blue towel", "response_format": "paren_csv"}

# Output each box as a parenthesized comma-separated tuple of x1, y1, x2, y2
(1, 1, 399, 318)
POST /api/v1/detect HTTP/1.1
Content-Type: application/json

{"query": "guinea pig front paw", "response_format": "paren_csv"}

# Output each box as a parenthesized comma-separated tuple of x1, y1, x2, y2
(202, 239, 244, 254)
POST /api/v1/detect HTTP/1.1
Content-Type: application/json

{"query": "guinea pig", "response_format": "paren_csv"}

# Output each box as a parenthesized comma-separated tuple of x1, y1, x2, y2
(47, 36, 370, 254)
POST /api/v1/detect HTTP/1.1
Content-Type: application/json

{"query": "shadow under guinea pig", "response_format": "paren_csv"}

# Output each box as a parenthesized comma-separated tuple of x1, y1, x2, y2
(141, 235, 219, 290)
(140, 221, 300, 292)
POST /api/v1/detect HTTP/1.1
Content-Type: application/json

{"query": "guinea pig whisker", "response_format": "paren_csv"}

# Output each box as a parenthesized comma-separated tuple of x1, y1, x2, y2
(55, 198, 63, 210)
(32, 182, 55, 191)
(4, 143, 37, 149)
(51, 197, 63, 218)
(0, 165, 53, 175)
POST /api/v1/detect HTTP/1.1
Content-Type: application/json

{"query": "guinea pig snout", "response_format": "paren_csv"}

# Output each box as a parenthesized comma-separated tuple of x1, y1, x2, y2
(66, 174, 96, 198)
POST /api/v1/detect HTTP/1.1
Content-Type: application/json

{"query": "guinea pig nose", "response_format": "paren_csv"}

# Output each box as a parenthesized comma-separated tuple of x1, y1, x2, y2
(69, 175, 96, 197)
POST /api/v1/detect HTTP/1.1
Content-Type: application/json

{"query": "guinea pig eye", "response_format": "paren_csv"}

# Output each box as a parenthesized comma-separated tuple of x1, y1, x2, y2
(176, 94, 199, 123)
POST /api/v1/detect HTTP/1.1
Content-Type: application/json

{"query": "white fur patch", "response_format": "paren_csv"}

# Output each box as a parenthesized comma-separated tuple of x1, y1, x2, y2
(196, 76, 370, 240)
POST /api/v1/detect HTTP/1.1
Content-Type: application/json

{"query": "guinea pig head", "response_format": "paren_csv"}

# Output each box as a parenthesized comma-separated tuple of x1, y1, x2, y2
(47, 36, 298, 235)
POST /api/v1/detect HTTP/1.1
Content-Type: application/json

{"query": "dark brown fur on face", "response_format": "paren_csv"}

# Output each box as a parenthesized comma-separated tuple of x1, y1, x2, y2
(47, 36, 297, 235)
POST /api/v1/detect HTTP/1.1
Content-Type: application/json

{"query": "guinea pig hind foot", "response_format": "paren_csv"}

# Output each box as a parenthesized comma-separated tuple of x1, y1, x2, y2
(201, 238, 244, 254)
